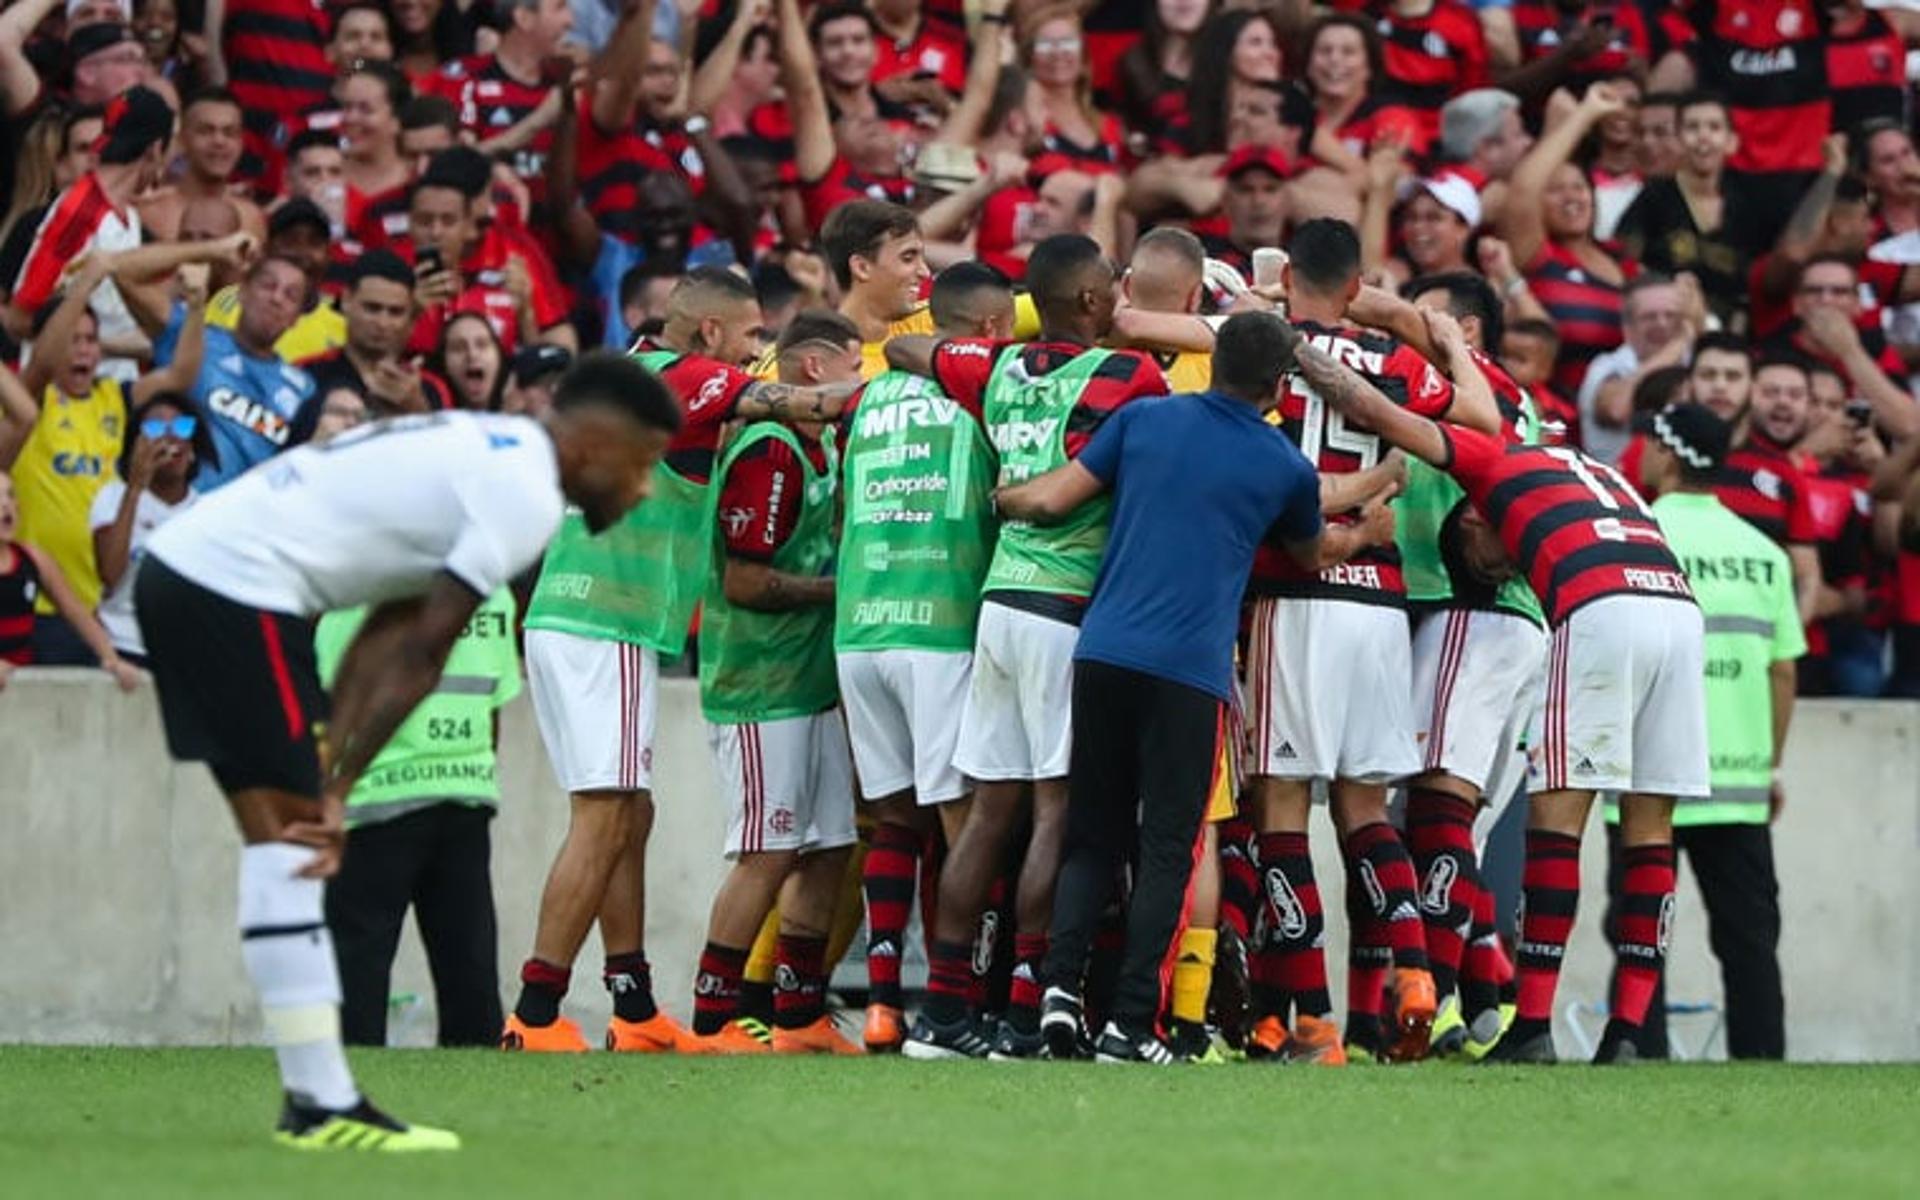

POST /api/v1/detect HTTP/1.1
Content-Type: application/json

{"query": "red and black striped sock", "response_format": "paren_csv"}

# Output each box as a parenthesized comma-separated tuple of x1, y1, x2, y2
(1218, 817, 1261, 940)
(1461, 877, 1511, 1019)
(692, 943, 747, 1035)
(1345, 821, 1431, 971)
(923, 938, 974, 1026)
(513, 958, 570, 1027)
(1515, 830, 1583, 1027)
(603, 952, 657, 1022)
(1406, 790, 1481, 998)
(1610, 843, 1677, 1028)
(772, 934, 829, 1029)
(861, 822, 920, 1011)
(1254, 831, 1330, 1019)
(1005, 933, 1048, 1033)
(1345, 941, 1391, 1052)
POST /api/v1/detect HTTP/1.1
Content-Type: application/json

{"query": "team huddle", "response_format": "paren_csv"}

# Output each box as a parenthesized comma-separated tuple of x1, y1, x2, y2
(137, 200, 1712, 1149)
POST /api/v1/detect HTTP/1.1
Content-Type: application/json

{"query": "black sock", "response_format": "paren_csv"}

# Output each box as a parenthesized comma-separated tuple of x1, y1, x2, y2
(514, 959, 569, 1026)
(1504, 1015, 1550, 1043)
(739, 979, 775, 1025)
(604, 952, 658, 1022)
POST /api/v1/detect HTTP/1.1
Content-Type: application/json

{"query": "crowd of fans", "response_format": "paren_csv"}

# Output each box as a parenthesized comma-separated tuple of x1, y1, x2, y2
(4, 0, 1920, 699)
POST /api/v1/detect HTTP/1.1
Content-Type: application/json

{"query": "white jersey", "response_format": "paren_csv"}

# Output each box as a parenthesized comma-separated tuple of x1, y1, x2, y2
(88, 480, 199, 656)
(147, 412, 563, 616)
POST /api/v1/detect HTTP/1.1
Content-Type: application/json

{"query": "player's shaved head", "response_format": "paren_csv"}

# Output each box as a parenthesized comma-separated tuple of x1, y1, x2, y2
(1286, 217, 1363, 297)
(662, 267, 763, 363)
(1026, 234, 1117, 339)
(667, 266, 757, 322)
(1127, 227, 1205, 315)
(929, 261, 1015, 337)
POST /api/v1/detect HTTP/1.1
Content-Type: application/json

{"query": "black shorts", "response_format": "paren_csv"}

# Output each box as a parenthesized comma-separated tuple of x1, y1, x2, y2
(136, 557, 329, 797)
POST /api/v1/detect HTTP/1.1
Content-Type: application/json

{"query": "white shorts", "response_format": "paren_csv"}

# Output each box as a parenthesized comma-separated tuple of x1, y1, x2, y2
(1412, 608, 1548, 793)
(707, 709, 858, 858)
(1527, 595, 1710, 798)
(953, 602, 1076, 782)
(1244, 596, 1418, 784)
(525, 628, 656, 793)
(837, 649, 972, 805)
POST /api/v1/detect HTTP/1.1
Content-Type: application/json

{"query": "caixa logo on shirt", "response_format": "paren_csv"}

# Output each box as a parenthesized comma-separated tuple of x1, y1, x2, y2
(207, 387, 293, 445)
(50, 452, 107, 477)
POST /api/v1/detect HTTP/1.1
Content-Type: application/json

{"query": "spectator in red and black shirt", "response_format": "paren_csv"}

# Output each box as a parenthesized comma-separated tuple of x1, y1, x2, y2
(1796, 358, 1889, 695)
(1201, 146, 1290, 284)
(1501, 82, 1638, 399)
(424, 0, 576, 208)
(870, 0, 968, 97)
(1163, 8, 1281, 159)
(1769, 259, 1920, 433)
(1716, 352, 1828, 627)
(1020, 7, 1128, 177)
(340, 60, 415, 250)
(391, 0, 479, 85)
(1115, 0, 1211, 137)
(1822, 0, 1910, 140)
(210, 0, 332, 190)
(1374, 0, 1490, 147)
(403, 151, 573, 356)
(1300, 12, 1426, 162)
(776, 0, 916, 235)
(1858, 119, 1920, 241)
(1683, 0, 1829, 240)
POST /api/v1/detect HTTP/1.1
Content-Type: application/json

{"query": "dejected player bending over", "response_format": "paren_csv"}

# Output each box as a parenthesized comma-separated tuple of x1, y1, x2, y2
(134, 354, 681, 1149)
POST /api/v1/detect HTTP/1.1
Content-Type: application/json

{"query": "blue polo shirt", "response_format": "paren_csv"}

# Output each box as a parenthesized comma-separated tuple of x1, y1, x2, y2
(1074, 391, 1322, 700)
(157, 304, 315, 491)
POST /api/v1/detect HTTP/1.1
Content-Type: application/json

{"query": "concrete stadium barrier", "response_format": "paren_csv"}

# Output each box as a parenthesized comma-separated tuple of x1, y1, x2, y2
(1, 671, 1915, 1061)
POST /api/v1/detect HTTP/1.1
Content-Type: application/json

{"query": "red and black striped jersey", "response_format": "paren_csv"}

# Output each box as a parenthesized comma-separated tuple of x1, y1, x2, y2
(872, 19, 970, 94)
(424, 55, 560, 205)
(1441, 424, 1692, 625)
(1713, 434, 1818, 546)
(1251, 319, 1454, 604)
(801, 157, 917, 234)
(1030, 114, 1130, 179)
(1374, 0, 1489, 139)
(1689, 0, 1829, 176)
(574, 106, 710, 244)
(1511, 2, 1656, 92)
(0, 542, 39, 665)
(1824, 8, 1907, 137)
(1524, 239, 1632, 398)
(224, 0, 333, 121)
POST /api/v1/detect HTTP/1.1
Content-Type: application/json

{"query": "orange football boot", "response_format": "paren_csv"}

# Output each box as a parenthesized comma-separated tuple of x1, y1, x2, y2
(862, 1004, 906, 1054)
(500, 1014, 590, 1052)
(685, 1018, 775, 1055)
(1245, 1014, 1290, 1059)
(1390, 967, 1438, 1062)
(607, 1011, 691, 1053)
(771, 1015, 863, 1055)
(1280, 1014, 1348, 1065)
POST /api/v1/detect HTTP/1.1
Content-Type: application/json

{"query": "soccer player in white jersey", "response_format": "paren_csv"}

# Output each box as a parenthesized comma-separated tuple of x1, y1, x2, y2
(134, 354, 680, 1150)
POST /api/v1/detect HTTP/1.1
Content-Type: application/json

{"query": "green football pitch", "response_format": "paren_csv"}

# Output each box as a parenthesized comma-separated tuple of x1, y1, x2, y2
(2, 1046, 1913, 1199)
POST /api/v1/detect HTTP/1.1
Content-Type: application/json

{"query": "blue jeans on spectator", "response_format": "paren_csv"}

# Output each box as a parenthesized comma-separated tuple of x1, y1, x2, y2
(1813, 623, 1886, 698)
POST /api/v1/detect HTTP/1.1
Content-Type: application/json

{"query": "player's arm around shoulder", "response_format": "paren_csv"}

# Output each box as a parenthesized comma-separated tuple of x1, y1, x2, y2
(995, 396, 1133, 523)
(1292, 328, 1453, 469)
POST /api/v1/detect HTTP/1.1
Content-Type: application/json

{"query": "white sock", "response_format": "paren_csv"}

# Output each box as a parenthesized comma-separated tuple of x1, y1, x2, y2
(238, 842, 360, 1111)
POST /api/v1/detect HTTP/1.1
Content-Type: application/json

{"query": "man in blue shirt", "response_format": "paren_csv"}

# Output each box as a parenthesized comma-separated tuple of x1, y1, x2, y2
(995, 312, 1396, 1063)
(156, 255, 316, 490)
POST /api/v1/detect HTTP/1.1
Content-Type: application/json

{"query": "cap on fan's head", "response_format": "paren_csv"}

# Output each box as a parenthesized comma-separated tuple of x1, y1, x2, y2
(1218, 144, 1293, 183)
(269, 198, 331, 241)
(511, 343, 573, 388)
(1402, 173, 1483, 229)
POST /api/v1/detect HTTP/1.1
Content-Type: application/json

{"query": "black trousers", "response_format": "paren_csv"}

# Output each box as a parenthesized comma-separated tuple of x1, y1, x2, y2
(325, 803, 502, 1047)
(1605, 822, 1785, 1060)
(1043, 661, 1221, 1031)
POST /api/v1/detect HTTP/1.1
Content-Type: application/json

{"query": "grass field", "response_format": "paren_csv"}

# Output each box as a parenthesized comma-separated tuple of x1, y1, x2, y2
(2, 1045, 1913, 1199)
